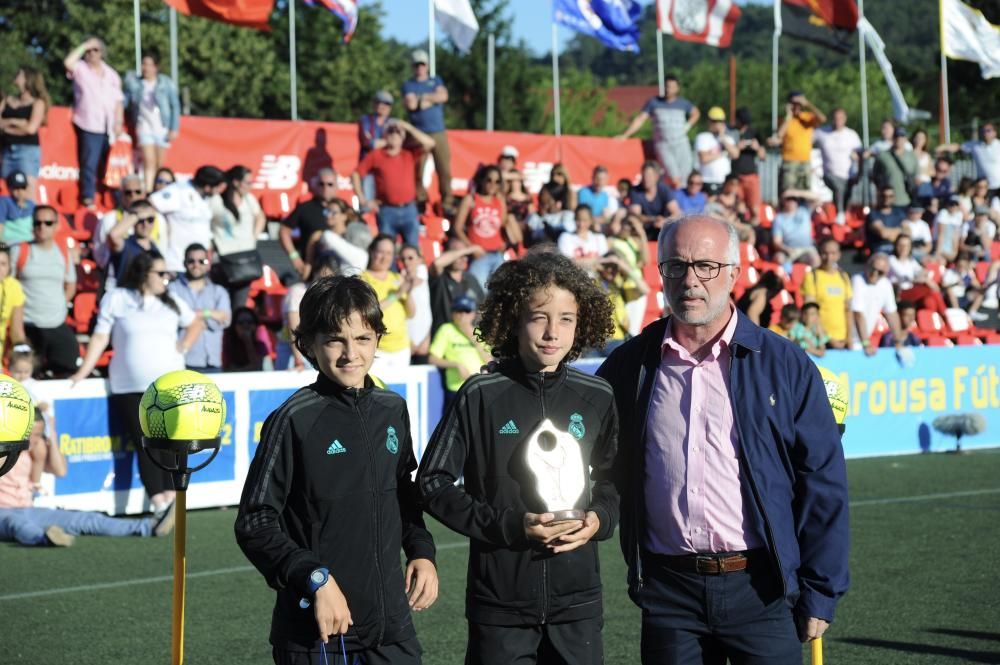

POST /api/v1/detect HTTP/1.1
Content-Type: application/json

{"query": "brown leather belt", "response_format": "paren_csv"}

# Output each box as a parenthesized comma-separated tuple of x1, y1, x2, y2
(649, 549, 767, 575)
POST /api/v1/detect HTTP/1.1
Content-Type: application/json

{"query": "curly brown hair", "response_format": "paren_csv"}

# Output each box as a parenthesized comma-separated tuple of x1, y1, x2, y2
(477, 249, 615, 362)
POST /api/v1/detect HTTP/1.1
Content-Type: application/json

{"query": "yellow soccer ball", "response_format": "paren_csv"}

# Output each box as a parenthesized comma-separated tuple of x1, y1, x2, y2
(0, 374, 35, 442)
(139, 370, 226, 441)
(818, 366, 849, 426)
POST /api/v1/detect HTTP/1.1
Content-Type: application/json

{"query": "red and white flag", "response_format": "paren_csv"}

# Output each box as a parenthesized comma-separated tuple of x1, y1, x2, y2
(656, 0, 741, 48)
(163, 0, 274, 31)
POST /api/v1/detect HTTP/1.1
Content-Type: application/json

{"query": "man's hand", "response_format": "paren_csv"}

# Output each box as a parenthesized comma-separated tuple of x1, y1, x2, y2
(796, 615, 829, 643)
(524, 513, 584, 545)
(548, 511, 601, 554)
(314, 578, 352, 642)
(404, 558, 439, 611)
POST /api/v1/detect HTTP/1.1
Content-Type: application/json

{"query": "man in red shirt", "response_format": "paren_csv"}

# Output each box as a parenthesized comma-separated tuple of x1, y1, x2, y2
(351, 119, 435, 247)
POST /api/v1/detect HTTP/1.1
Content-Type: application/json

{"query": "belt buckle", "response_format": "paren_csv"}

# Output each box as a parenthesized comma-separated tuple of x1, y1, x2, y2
(695, 555, 722, 575)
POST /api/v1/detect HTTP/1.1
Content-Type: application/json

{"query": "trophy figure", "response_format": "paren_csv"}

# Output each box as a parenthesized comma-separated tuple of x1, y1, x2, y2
(524, 418, 587, 524)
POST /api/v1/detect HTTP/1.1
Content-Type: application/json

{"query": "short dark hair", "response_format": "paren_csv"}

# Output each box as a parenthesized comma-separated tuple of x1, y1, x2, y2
(192, 166, 225, 189)
(141, 48, 160, 65)
(896, 299, 916, 312)
(477, 250, 614, 362)
(119, 250, 179, 314)
(780, 304, 800, 319)
(184, 243, 209, 259)
(664, 74, 679, 84)
(801, 302, 820, 314)
(128, 199, 155, 214)
(32, 204, 58, 222)
(574, 203, 593, 217)
(293, 276, 387, 364)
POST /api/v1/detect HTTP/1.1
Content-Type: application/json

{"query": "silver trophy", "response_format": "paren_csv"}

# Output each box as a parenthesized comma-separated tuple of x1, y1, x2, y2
(524, 418, 587, 524)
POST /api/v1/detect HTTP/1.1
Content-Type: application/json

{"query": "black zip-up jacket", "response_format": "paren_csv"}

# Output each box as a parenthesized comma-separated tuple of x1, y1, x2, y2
(417, 359, 619, 626)
(235, 374, 436, 650)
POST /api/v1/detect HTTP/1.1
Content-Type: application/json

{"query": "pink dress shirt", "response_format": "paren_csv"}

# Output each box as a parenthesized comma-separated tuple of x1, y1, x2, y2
(643, 307, 763, 554)
(70, 60, 123, 135)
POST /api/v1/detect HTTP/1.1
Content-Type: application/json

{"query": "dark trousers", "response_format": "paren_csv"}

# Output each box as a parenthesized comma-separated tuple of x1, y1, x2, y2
(638, 553, 801, 665)
(74, 124, 110, 203)
(272, 637, 422, 665)
(465, 617, 603, 665)
(109, 392, 174, 498)
(24, 323, 81, 378)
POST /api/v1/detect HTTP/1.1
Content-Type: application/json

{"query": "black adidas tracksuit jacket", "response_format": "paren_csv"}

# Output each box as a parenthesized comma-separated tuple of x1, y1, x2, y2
(235, 373, 436, 651)
(417, 359, 620, 626)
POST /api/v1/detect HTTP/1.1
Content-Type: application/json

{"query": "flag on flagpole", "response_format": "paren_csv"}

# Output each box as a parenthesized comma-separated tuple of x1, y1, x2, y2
(553, 0, 642, 53)
(434, 0, 479, 53)
(779, 0, 858, 54)
(941, 0, 1000, 79)
(303, 0, 359, 43)
(656, 0, 741, 48)
(163, 0, 274, 30)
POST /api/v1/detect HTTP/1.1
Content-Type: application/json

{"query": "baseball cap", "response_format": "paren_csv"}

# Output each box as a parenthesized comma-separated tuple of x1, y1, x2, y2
(707, 106, 726, 122)
(373, 90, 394, 105)
(451, 295, 477, 312)
(411, 49, 430, 65)
(500, 145, 519, 160)
(5, 171, 27, 190)
(894, 127, 908, 138)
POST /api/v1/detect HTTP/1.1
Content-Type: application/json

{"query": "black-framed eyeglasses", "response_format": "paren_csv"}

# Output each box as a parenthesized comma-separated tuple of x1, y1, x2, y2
(136, 216, 155, 225)
(658, 260, 733, 280)
(185, 258, 210, 266)
(33, 219, 57, 228)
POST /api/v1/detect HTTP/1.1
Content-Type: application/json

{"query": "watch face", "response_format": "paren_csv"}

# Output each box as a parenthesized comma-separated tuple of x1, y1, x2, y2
(311, 570, 326, 584)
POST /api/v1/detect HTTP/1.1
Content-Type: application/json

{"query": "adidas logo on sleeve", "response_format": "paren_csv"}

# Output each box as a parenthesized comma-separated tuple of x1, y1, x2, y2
(326, 440, 347, 455)
(498, 420, 520, 435)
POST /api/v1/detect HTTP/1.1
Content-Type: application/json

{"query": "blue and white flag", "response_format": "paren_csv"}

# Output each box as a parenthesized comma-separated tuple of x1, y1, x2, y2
(553, 0, 642, 52)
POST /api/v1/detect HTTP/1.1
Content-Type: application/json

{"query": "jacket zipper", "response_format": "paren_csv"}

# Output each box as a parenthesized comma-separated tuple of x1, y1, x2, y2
(537, 372, 549, 624)
(354, 390, 387, 645)
(632, 363, 649, 592)
(727, 353, 786, 599)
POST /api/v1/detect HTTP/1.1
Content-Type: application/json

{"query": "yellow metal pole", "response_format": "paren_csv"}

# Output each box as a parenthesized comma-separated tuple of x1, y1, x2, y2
(171, 490, 187, 665)
(811, 637, 823, 665)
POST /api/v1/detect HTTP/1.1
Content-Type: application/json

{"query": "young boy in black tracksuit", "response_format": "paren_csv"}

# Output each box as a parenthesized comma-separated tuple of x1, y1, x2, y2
(236, 276, 438, 665)
(417, 251, 620, 665)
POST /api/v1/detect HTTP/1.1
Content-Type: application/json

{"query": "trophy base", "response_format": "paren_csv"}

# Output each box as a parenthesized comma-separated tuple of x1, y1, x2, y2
(544, 509, 587, 525)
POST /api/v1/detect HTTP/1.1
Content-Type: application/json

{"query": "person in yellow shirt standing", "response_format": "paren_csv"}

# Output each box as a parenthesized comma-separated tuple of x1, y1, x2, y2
(770, 91, 826, 196)
(362, 234, 417, 376)
(428, 295, 491, 414)
(801, 237, 854, 349)
(0, 245, 27, 355)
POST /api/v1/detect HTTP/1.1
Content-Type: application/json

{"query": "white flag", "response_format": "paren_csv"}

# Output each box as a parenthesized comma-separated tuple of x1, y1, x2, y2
(434, 0, 480, 53)
(941, 0, 1000, 79)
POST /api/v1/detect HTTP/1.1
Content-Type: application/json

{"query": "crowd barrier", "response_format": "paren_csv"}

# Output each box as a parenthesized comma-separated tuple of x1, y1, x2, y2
(33, 345, 998, 515)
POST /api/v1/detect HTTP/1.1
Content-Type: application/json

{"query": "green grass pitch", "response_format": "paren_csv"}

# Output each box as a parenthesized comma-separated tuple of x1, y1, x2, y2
(3, 449, 999, 664)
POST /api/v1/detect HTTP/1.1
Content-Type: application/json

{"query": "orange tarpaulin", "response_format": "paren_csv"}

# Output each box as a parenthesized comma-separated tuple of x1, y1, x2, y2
(163, 0, 274, 31)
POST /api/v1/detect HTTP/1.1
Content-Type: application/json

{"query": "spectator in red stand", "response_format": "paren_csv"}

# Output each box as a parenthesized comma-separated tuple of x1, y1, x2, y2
(887, 233, 948, 316)
(630, 160, 681, 240)
(0, 66, 51, 200)
(123, 49, 180, 194)
(0, 171, 36, 244)
(706, 175, 756, 244)
(63, 36, 124, 208)
(942, 252, 988, 322)
(0, 244, 27, 353)
(169, 243, 231, 374)
(302, 198, 369, 276)
(403, 49, 453, 213)
(543, 162, 577, 213)
(352, 118, 435, 249)
(879, 300, 921, 347)
(771, 190, 819, 267)
(851, 253, 906, 355)
(769, 91, 825, 196)
(865, 186, 906, 255)
(673, 171, 707, 215)
(280, 167, 339, 279)
(498, 145, 518, 178)
(93, 174, 153, 280)
(105, 199, 162, 291)
(429, 237, 485, 336)
(732, 107, 766, 226)
(223, 307, 270, 372)
(577, 165, 619, 225)
(558, 204, 609, 273)
(400, 243, 432, 365)
(503, 168, 533, 235)
(814, 108, 862, 225)
(214, 165, 267, 309)
(694, 106, 739, 195)
(152, 166, 175, 192)
(453, 164, 512, 291)
(357, 90, 394, 203)
(10, 205, 79, 378)
(149, 165, 225, 274)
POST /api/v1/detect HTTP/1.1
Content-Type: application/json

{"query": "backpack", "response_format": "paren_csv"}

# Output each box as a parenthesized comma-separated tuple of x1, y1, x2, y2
(15, 241, 70, 276)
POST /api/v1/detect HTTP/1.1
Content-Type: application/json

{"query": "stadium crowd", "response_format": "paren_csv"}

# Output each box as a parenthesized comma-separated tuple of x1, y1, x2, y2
(0, 41, 998, 531)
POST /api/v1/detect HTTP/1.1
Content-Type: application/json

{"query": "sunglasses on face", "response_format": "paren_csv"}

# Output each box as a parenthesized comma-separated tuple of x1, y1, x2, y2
(185, 258, 210, 266)
(155, 178, 173, 185)
(153, 271, 172, 279)
(320, 181, 337, 187)
(33, 219, 57, 228)
(135, 216, 155, 225)
(123, 189, 143, 196)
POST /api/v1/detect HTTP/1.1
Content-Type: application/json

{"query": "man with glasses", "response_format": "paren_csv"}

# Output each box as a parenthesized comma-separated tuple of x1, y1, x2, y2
(851, 252, 906, 356)
(280, 167, 340, 279)
(351, 119, 435, 248)
(103, 199, 161, 291)
(0, 171, 35, 244)
(597, 214, 849, 665)
(865, 186, 905, 255)
(10, 206, 80, 378)
(94, 174, 152, 271)
(403, 49, 453, 213)
(169, 243, 231, 373)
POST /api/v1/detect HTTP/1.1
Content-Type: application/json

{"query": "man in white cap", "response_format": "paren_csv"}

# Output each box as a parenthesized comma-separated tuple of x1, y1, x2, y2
(694, 107, 739, 195)
(403, 49, 453, 213)
(498, 145, 518, 176)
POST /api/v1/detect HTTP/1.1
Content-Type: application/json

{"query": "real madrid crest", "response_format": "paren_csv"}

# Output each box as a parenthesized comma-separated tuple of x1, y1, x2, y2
(385, 426, 399, 454)
(568, 413, 585, 440)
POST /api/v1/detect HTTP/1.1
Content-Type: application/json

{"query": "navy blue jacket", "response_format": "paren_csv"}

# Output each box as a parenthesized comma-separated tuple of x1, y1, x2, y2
(596, 310, 850, 622)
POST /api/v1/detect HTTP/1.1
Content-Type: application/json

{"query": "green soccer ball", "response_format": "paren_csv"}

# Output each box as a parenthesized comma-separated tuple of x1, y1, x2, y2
(139, 370, 226, 441)
(0, 374, 35, 442)
(818, 366, 849, 426)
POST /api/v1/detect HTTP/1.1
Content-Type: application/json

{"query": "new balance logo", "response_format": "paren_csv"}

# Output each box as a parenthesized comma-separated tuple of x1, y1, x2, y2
(498, 420, 520, 435)
(326, 440, 347, 455)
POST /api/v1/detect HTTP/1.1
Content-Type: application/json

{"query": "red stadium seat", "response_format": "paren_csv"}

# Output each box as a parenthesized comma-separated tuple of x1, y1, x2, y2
(758, 204, 774, 229)
(790, 263, 811, 292)
(975, 261, 989, 285)
(72, 292, 98, 334)
(956, 334, 982, 346)
(259, 191, 294, 220)
(247, 264, 288, 304)
(421, 215, 448, 242)
(76, 259, 102, 293)
(924, 335, 952, 347)
(991, 241, 1000, 262)
(418, 236, 441, 264)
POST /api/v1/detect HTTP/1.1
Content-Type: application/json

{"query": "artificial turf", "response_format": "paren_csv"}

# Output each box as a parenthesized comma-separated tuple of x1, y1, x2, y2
(2, 448, 999, 664)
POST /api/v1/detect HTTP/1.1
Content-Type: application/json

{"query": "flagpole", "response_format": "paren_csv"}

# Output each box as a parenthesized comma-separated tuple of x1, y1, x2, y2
(552, 22, 561, 138)
(169, 7, 179, 89)
(133, 0, 142, 75)
(939, 0, 951, 144)
(656, 29, 665, 97)
(429, 0, 437, 78)
(858, 0, 869, 147)
(290, 0, 298, 120)
(487, 33, 495, 131)
(771, 0, 781, 133)
(729, 54, 736, 122)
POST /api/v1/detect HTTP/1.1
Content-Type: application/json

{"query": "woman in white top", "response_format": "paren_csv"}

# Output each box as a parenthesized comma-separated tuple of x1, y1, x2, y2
(399, 244, 432, 364)
(215, 165, 267, 307)
(888, 234, 948, 316)
(123, 50, 180, 194)
(557, 204, 609, 273)
(71, 252, 203, 514)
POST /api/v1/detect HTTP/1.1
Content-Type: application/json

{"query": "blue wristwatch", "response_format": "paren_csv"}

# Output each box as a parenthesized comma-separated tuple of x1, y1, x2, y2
(299, 567, 330, 609)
